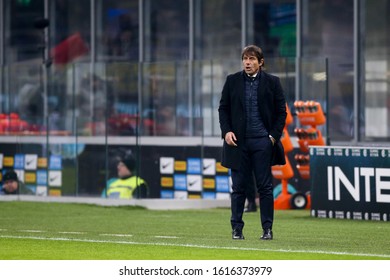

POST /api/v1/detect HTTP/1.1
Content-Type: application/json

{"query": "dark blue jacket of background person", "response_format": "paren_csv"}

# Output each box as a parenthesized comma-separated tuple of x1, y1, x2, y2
(218, 70, 287, 170)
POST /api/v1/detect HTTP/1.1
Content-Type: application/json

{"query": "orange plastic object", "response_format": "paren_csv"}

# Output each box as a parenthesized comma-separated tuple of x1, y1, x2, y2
(296, 164, 310, 179)
(285, 104, 293, 126)
(280, 128, 293, 153)
(274, 179, 292, 209)
(296, 128, 325, 153)
(294, 100, 326, 126)
(305, 193, 312, 209)
(272, 156, 294, 180)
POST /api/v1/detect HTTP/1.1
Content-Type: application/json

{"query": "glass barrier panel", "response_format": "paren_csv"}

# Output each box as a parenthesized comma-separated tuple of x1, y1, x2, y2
(4, 63, 46, 129)
(1, 58, 330, 199)
(299, 57, 328, 141)
(105, 62, 140, 136)
(141, 62, 188, 136)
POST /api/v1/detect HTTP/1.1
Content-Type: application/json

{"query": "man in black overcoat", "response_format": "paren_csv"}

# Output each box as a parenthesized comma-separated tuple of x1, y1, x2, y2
(218, 45, 287, 240)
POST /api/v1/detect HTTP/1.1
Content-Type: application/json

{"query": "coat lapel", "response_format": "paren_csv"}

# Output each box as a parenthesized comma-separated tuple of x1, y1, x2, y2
(258, 71, 266, 107)
(239, 71, 245, 109)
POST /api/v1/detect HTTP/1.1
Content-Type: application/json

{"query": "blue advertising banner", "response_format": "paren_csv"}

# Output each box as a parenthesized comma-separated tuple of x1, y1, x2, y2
(310, 146, 390, 221)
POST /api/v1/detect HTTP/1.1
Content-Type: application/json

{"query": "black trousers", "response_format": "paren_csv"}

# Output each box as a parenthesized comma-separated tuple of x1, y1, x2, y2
(230, 137, 274, 231)
(245, 173, 256, 205)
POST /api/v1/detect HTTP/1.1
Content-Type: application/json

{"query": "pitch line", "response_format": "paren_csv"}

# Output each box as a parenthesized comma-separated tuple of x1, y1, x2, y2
(99, 234, 133, 237)
(1, 235, 390, 259)
(58, 232, 86, 235)
(154, 236, 179, 239)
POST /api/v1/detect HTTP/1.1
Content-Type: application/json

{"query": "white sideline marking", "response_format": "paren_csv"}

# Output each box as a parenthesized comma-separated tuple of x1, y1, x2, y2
(58, 232, 86, 235)
(1, 235, 390, 259)
(154, 236, 179, 239)
(18, 230, 45, 233)
(100, 234, 133, 237)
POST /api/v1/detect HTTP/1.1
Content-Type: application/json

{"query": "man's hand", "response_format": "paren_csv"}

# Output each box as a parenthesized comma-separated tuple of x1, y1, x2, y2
(269, 135, 276, 146)
(225, 131, 238, 146)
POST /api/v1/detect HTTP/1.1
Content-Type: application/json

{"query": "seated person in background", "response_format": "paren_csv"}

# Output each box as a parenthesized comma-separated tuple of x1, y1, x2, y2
(101, 154, 147, 199)
(1, 170, 33, 195)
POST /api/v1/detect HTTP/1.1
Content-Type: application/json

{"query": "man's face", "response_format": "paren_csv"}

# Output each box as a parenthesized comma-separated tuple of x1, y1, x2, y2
(242, 53, 263, 76)
(117, 161, 131, 178)
(3, 180, 18, 193)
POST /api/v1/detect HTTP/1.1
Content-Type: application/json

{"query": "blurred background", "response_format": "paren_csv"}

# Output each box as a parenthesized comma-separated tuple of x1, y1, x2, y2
(0, 0, 388, 199)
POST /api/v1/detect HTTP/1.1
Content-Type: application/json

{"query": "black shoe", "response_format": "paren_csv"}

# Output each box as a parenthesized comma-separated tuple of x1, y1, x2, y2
(260, 228, 273, 240)
(244, 203, 257, 212)
(232, 229, 244, 240)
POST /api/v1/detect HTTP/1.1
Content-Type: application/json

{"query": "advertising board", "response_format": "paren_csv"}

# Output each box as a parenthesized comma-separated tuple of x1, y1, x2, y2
(310, 146, 390, 221)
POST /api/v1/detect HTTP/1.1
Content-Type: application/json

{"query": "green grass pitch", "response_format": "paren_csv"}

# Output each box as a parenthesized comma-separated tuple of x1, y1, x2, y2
(0, 201, 389, 260)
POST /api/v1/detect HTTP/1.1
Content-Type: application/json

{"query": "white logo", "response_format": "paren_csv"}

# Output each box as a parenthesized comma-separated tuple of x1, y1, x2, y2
(48, 171, 62, 187)
(36, 186, 48, 196)
(174, 191, 187, 199)
(24, 154, 38, 170)
(202, 158, 216, 175)
(186, 175, 202, 191)
(160, 157, 174, 174)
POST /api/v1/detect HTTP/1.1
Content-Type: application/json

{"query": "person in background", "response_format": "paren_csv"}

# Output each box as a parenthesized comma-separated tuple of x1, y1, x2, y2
(218, 45, 286, 240)
(101, 153, 147, 199)
(1, 170, 33, 195)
